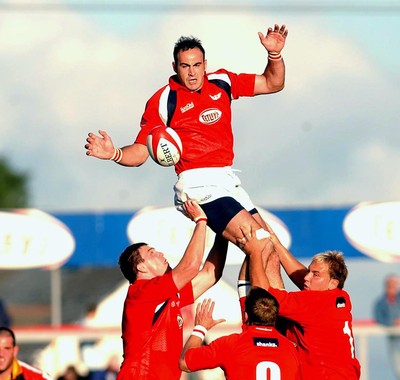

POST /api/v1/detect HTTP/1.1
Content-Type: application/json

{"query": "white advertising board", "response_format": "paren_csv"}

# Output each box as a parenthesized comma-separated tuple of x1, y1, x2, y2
(0, 209, 75, 269)
(127, 206, 291, 266)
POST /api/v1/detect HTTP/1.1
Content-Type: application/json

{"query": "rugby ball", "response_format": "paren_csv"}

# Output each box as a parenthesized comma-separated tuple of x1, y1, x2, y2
(146, 126, 182, 167)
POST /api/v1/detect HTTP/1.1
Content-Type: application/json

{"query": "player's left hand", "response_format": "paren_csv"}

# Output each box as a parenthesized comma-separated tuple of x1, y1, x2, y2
(194, 298, 225, 331)
(258, 24, 288, 53)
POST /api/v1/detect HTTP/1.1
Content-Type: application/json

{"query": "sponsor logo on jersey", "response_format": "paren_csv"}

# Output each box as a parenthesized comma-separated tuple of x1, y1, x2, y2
(180, 102, 194, 113)
(253, 337, 279, 348)
(199, 108, 222, 125)
(336, 296, 346, 308)
(209, 92, 222, 100)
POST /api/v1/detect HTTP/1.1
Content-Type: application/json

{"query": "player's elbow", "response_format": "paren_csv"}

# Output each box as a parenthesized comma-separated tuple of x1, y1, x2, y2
(214, 267, 224, 283)
(215, 271, 223, 283)
(202, 263, 224, 286)
(269, 82, 285, 94)
(179, 357, 191, 373)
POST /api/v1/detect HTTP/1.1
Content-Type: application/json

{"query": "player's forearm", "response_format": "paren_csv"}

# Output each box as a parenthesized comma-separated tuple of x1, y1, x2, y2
(191, 236, 228, 299)
(275, 244, 307, 289)
(265, 58, 285, 90)
(173, 221, 207, 289)
(238, 255, 249, 282)
(254, 58, 285, 95)
(266, 251, 284, 289)
(179, 337, 202, 372)
(249, 251, 271, 290)
(112, 143, 149, 167)
(203, 235, 228, 282)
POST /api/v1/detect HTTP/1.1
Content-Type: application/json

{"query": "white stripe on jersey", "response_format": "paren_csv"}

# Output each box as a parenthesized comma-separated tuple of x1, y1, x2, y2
(158, 85, 171, 125)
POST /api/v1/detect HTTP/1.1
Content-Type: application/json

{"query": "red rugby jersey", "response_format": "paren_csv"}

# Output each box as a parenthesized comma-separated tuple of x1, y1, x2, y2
(268, 287, 361, 380)
(117, 271, 194, 380)
(135, 69, 255, 174)
(13, 359, 52, 380)
(184, 325, 301, 380)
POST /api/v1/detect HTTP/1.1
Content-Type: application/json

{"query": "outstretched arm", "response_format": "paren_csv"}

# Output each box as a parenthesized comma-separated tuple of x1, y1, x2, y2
(265, 222, 308, 290)
(238, 249, 283, 289)
(266, 250, 285, 289)
(85, 130, 149, 167)
(238, 226, 272, 290)
(254, 24, 288, 95)
(179, 299, 225, 372)
(172, 200, 209, 290)
(191, 234, 228, 300)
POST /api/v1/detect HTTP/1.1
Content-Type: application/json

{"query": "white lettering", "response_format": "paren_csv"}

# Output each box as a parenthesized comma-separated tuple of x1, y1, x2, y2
(256, 342, 278, 347)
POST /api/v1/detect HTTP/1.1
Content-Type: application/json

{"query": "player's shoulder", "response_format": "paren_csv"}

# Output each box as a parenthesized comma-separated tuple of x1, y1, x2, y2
(208, 68, 229, 75)
(330, 287, 352, 301)
(130, 271, 174, 295)
(277, 333, 299, 351)
(207, 68, 234, 81)
(148, 82, 170, 100)
(19, 360, 53, 380)
(213, 331, 241, 347)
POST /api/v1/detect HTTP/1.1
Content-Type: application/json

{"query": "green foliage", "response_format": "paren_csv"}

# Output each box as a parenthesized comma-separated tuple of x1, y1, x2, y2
(0, 158, 29, 208)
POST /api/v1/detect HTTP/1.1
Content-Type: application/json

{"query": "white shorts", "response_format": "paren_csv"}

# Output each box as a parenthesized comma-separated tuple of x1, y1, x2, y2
(173, 167, 255, 213)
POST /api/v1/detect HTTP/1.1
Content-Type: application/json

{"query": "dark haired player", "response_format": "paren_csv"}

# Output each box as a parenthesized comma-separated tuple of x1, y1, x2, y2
(116, 199, 227, 380)
(85, 24, 288, 258)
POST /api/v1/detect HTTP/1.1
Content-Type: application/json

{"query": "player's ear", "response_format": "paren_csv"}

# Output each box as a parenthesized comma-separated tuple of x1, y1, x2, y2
(204, 59, 207, 72)
(172, 61, 177, 73)
(136, 262, 147, 274)
(328, 278, 339, 290)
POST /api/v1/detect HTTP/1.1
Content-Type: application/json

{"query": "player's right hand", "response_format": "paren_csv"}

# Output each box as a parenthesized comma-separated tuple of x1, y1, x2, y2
(85, 130, 115, 160)
(182, 199, 207, 223)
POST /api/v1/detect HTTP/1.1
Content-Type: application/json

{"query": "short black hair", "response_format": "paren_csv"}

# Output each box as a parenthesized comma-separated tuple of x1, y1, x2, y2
(0, 326, 16, 346)
(118, 242, 148, 283)
(173, 36, 205, 64)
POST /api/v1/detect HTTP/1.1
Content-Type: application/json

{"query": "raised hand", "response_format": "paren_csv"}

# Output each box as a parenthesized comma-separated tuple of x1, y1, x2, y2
(85, 130, 115, 160)
(182, 199, 207, 222)
(194, 298, 226, 331)
(264, 221, 283, 249)
(258, 24, 288, 53)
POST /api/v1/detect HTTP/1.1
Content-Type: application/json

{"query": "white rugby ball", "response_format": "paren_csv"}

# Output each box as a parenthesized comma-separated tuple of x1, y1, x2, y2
(146, 126, 182, 167)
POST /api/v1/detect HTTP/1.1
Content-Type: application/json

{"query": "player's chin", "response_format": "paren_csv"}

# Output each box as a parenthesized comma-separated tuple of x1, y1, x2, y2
(186, 81, 199, 91)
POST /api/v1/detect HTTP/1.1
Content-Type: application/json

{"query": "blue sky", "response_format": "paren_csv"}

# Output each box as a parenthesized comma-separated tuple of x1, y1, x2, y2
(0, 0, 399, 212)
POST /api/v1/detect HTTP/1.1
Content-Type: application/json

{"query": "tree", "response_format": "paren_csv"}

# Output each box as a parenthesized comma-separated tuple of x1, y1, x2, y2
(0, 158, 29, 208)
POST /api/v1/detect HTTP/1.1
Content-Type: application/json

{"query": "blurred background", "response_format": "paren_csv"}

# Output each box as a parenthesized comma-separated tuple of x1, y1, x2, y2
(0, 0, 399, 379)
